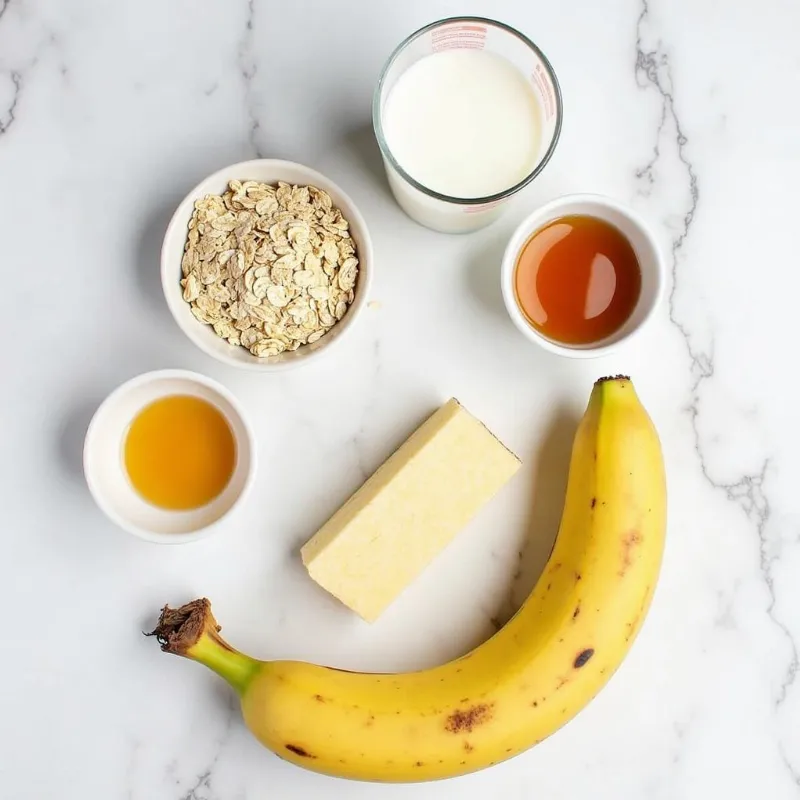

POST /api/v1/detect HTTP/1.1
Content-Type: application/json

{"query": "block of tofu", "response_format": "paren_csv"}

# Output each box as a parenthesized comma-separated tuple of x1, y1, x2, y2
(300, 398, 521, 621)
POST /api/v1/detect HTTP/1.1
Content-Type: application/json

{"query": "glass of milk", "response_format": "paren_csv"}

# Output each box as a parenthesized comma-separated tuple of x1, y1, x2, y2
(373, 17, 562, 234)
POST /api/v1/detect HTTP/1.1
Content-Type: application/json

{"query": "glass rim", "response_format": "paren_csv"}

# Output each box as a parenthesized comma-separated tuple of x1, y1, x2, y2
(371, 16, 564, 207)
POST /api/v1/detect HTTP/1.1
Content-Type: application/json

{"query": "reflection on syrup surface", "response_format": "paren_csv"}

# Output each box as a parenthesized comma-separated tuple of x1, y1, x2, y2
(514, 215, 641, 345)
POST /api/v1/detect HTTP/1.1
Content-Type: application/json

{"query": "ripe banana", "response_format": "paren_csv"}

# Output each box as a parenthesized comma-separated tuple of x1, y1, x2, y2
(150, 375, 666, 782)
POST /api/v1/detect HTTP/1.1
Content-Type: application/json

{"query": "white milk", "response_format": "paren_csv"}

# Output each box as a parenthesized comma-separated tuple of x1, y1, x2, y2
(382, 50, 541, 200)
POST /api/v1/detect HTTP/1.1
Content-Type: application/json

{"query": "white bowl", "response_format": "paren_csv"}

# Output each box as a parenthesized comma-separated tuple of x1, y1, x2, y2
(161, 159, 374, 372)
(500, 194, 665, 358)
(83, 369, 256, 543)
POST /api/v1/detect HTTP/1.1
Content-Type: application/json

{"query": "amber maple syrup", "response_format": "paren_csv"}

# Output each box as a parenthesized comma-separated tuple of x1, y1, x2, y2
(514, 215, 641, 345)
(124, 395, 236, 511)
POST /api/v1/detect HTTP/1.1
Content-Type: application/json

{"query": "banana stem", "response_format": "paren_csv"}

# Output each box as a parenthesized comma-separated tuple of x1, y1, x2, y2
(148, 598, 259, 695)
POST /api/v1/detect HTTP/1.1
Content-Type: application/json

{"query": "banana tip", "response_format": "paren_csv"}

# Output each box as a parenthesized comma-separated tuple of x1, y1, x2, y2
(595, 375, 631, 385)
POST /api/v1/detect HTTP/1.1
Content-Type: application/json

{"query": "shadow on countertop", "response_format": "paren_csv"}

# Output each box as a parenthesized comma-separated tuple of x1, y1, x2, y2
(489, 407, 579, 629)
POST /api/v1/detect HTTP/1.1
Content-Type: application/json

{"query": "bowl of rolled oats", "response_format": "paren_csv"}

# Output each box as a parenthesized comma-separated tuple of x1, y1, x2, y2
(161, 159, 373, 371)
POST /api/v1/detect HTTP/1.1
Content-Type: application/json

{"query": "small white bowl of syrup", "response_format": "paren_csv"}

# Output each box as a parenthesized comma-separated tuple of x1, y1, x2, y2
(83, 369, 256, 543)
(500, 194, 665, 358)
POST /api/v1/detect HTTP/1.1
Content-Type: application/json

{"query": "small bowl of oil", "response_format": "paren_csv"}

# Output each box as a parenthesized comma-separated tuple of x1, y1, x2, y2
(83, 369, 256, 543)
(500, 194, 665, 358)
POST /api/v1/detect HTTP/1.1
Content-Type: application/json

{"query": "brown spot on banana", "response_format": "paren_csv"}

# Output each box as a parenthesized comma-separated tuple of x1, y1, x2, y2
(574, 648, 595, 668)
(463, 741, 474, 752)
(619, 530, 643, 576)
(445, 703, 494, 733)
(572, 603, 581, 620)
(414, 761, 424, 767)
(590, 497, 597, 509)
(625, 614, 641, 642)
(285, 744, 315, 759)
(313, 694, 326, 703)
(625, 591, 651, 641)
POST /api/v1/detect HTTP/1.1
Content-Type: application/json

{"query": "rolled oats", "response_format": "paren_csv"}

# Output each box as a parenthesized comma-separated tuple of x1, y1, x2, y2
(179, 180, 359, 357)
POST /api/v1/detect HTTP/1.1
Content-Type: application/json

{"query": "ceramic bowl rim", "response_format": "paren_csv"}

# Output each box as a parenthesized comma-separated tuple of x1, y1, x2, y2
(500, 192, 666, 359)
(160, 158, 373, 372)
(82, 368, 257, 544)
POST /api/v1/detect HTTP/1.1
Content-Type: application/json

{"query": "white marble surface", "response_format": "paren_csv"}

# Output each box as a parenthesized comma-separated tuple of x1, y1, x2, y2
(2, 0, 799, 797)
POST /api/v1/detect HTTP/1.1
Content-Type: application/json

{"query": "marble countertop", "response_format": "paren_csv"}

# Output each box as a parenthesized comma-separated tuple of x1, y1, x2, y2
(3, 0, 799, 797)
